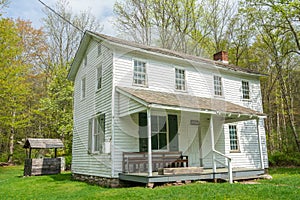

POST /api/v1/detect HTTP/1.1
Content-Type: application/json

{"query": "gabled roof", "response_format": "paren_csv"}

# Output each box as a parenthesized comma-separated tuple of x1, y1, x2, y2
(116, 86, 265, 117)
(23, 138, 64, 149)
(68, 31, 266, 81)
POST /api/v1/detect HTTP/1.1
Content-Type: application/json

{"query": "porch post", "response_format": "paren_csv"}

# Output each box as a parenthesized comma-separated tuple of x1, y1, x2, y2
(256, 118, 265, 169)
(210, 115, 216, 174)
(147, 108, 153, 176)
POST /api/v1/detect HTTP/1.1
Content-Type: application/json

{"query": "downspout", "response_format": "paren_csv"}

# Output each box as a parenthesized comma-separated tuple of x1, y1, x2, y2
(111, 51, 116, 178)
(147, 107, 152, 176)
(256, 118, 265, 170)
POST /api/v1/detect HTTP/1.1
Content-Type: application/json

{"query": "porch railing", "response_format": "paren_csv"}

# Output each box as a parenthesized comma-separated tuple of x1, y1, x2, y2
(212, 150, 233, 183)
(123, 151, 188, 173)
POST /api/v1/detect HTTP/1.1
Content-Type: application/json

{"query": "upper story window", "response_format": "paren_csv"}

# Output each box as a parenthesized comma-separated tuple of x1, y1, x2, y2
(229, 125, 239, 152)
(81, 77, 86, 99)
(242, 80, 250, 100)
(175, 68, 186, 91)
(96, 64, 102, 90)
(214, 75, 223, 96)
(97, 43, 102, 57)
(88, 114, 105, 154)
(133, 59, 147, 86)
(84, 55, 87, 67)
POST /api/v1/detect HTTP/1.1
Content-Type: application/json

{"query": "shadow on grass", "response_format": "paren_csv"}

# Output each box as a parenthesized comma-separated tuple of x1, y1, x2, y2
(49, 173, 72, 182)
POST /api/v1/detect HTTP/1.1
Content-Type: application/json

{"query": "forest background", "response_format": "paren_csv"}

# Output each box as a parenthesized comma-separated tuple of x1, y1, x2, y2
(0, 0, 299, 167)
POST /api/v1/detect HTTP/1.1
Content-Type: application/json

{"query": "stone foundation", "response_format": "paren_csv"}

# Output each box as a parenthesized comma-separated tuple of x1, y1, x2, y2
(72, 173, 133, 188)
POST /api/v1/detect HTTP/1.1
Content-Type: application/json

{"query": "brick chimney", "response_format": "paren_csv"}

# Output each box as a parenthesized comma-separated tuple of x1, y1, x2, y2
(213, 51, 228, 64)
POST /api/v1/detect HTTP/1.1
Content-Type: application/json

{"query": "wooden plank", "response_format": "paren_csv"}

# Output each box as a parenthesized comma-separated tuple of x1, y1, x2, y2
(158, 167, 204, 175)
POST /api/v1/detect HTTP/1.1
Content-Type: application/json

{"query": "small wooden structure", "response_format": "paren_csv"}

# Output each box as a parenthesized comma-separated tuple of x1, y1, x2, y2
(23, 138, 64, 176)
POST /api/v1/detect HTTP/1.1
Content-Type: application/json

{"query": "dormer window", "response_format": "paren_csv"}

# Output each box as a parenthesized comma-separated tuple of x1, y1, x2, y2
(214, 75, 223, 96)
(133, 59, 147, 86)
(175, 68, 186, 91)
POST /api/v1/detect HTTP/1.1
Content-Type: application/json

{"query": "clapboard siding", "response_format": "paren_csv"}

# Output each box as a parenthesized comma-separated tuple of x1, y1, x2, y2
(224, 120, 262, 168)
(72, 39, 112, 177)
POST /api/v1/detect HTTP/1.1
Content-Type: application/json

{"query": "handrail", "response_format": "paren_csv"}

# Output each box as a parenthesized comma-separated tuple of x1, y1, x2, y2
(212, 150, 233, 183)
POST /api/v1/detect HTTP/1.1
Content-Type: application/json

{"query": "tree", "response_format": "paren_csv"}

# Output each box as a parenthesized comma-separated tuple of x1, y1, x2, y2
(43, 0, 102, 67)
(243, 0, 300, 152)
(0, 18, 31, 163)
(114, 0, 152, 45)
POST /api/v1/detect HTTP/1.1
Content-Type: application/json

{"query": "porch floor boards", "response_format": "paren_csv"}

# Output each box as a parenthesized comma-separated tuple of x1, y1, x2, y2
(119, 168, 265, 184)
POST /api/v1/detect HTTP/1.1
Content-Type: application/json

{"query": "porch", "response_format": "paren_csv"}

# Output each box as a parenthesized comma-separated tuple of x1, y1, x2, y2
(116, 87, 267, 184)
(119, 168, 265, 184)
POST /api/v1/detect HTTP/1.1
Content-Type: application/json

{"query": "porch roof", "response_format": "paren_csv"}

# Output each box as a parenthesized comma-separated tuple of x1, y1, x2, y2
(116, 86, 265, 118)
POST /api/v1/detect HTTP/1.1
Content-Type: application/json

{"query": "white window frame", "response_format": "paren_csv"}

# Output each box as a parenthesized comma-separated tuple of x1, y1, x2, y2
(81, 77, 86, 100)
(88, 114, 105, 154)
(175, 68, 186, 91)
(242, 80, 250, 100)
(229, 124, 240, 152)
(96, 64, 102, 91)
(213, 75, 223, 96)
(133, 59, 147, 86)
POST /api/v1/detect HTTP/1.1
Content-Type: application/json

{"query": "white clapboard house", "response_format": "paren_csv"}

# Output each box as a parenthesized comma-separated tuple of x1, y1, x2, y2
(68, 31, 268, 187)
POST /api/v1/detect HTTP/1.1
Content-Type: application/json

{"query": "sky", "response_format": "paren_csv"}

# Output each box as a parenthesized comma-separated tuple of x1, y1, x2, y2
(3, 0, 117, 36)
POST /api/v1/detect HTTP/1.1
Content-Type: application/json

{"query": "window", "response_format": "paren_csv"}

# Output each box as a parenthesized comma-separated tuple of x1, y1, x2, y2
(88, 114, 105, 153)
(214, 75, 223, 96)
(133, 60, 147, 86)
(97, 43, 102, 57)
(84, 55, 87, 67)
(151, 116, 167, 150)
(81, 77, 86, 99)
(242, 81, 250, 100)
(229, 125, 239, 151)
(175, 68, 186, 91)
(96, 64, 102, 90)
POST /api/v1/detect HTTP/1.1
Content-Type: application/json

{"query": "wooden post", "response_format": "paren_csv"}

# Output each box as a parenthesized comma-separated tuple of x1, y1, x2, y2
(210, 115, 216, 173)
(29, 148, 32, 159)
(55, 148, 57, 158)
(256, 118, 264, 169)
(147, 108, 152, 176)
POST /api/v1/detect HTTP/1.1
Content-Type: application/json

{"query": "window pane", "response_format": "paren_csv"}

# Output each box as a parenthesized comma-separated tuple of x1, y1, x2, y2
(229, 125, 238, 151)
(175, 68, 186, 91)
(242, 81, 250, 99)
(151, 116, 158, 132)
(159, 133, 167, 149)
(151, 134, 158, 150)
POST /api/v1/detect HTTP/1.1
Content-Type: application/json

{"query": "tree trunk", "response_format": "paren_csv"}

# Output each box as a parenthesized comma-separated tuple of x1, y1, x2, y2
(7, 128, 15, 164)
(277, 68, 300, 152)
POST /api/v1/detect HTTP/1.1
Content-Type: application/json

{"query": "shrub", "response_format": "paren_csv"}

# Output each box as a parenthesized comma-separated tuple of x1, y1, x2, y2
(269, 152, 300, 167)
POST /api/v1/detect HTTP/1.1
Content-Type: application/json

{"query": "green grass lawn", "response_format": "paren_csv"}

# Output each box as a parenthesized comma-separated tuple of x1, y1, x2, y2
(0, 166, 299, 200)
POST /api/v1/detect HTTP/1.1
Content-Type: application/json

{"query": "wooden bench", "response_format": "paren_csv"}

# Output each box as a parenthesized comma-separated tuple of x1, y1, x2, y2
(123, 151, 188, 173)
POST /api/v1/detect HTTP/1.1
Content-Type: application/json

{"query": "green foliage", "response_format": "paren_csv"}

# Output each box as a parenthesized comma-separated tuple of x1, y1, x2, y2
(269, 152, 300, 167)
(0, 166, 300, 200)
(39, 65, 73, 156)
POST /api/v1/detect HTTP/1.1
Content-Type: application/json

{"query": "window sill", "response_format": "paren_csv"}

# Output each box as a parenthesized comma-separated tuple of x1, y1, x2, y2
(132, 83, 148, 88)
(213, 95, 224, 99)
(242, 99, 251, 102)
(230, 150, 241, 153)
(96, 88, 102, 93)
